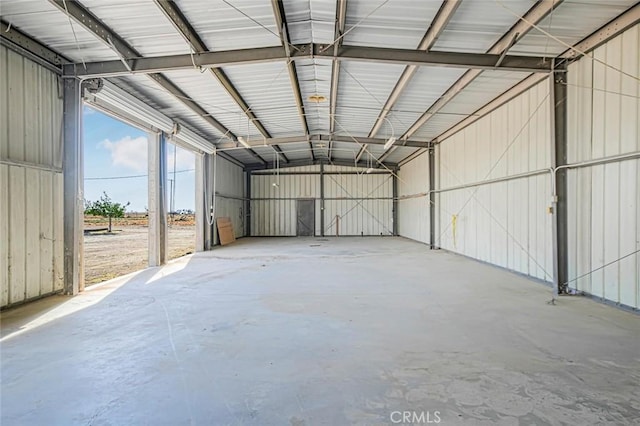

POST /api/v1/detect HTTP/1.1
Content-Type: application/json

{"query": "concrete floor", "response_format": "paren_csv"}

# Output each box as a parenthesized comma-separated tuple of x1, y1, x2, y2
(1, 237, 639, 425)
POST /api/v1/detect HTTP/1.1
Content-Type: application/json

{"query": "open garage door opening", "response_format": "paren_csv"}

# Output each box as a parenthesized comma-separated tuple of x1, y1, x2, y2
(83, 105, 150, 286)
(166, 143, 196, 259)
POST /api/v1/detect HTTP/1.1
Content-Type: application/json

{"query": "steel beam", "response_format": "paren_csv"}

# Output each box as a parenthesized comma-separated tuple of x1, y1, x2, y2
(48, 0, 267, 166)
(0, 20, 67, 74)
(154, 0, 286, 163)
(203, 154, 216, 250)
(216, 134, 431, 149)
(252, 170, 390, 175)
(372, 0, 460, 163)
(550, 71, 568, 299)
(433, 73, 548, 144)
(392, 172, 398, 236)
(428, 148, 436, 249)
(327, 44, 551, 72)
(320, 163, 325, 236)
(244, 158, 398, 171)
(195, 153, 206, 251)
(148, 131, 168, 265)
(245, 171, 252, 237)
(63, 43, 552, 78)
(63, 78, 83, 295)
(271, 0, 313, 160)
(401, 0, 564, 140)
(369, 0, 461, 138)
(62, 45, 294, 77)
(329, 0, 348, 161)
(560, 3, 640, 61)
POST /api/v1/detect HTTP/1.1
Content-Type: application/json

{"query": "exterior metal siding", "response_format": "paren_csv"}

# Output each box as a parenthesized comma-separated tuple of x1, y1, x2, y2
(436, 82, 553, 282)
(0, 46, 64, 308)
(250, 165, 392, 236)
(398, 151, 430, 244)
(566, 24, 640, 309)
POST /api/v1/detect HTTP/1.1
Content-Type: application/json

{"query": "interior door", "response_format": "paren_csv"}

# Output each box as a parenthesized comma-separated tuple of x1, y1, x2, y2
(296, 199, 315, 236)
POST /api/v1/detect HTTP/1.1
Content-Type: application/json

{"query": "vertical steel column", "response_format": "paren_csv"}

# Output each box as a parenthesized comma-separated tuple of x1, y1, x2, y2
(550, 71, 568, 299)
(63, 77, 83, 295)
(195, 152, 206, 251)
(392, 169, 398, 236)
(204, 153, 215, 250)
(320, 162, 325, 236)
(245, 170, 252, 237)
(148, 131, 168, 266)
(429, 146, 436, 249)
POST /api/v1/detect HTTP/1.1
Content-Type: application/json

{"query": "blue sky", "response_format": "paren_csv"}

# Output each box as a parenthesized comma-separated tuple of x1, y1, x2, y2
(83, 105, 195, 212)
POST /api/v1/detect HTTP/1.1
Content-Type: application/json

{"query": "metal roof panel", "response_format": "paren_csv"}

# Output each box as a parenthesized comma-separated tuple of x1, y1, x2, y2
(222, 62, 305, 137)
(342, 0, 443, 49)
(335, 61, 405, 137)
(78, 0, 192, 57)
(432, 0, 533, 53)
(173, 0, 283, 51)
(511, 0, 638, 56)
(0, 0, 118, 61)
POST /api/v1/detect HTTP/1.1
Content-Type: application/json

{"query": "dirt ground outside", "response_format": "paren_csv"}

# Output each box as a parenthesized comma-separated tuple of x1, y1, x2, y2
(84, 214, 196, 286)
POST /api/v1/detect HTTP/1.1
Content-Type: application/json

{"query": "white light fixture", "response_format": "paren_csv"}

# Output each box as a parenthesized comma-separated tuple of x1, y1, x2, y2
(384, 136, 397, 151)
(89, 81, 215, 154)
(92, 81, 173, 132)
(237, 136, 252, 149)
(366, 167, 374, 174)
(174, 124, 216, 154)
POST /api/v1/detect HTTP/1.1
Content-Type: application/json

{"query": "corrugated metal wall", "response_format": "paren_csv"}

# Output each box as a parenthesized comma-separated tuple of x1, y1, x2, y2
(250, 165, 393, 236)
(398, 151, 430, 244)
(0, 45, 64, 308)
(435, 82, 553, 282)
(213, 155, 245, 240)
(251, 165, 321, 236)
(566, 24, 640, 309)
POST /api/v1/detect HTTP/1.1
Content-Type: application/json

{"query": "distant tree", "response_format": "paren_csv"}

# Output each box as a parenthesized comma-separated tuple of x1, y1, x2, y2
(84, 192, 130, 232)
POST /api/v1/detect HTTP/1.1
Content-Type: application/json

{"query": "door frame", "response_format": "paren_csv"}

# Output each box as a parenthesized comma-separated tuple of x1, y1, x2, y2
(296, 198, 316, 236)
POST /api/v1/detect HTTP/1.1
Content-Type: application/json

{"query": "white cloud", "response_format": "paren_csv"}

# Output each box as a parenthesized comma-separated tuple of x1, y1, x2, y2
(168, 144, 195, 171)
(99, 137, 197, 173)
(100, 136, 148, 172)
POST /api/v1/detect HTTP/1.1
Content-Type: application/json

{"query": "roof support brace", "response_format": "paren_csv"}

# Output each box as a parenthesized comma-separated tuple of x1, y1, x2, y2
(329, 0, 348, 161)
(154, 0, 287, 163)
(245, 157, 398, 172)
(216, 134, 431, 149)
(400, 0, 564, 141)
(62, 44, 554, 78)
(48, 0, 267, 166)
(271, 0, 314, 160)
(370, 0, 461, 138)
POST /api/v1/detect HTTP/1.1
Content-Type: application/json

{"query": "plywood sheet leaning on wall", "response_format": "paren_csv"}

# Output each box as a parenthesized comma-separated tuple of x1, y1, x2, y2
(217, 217, 236, 246)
